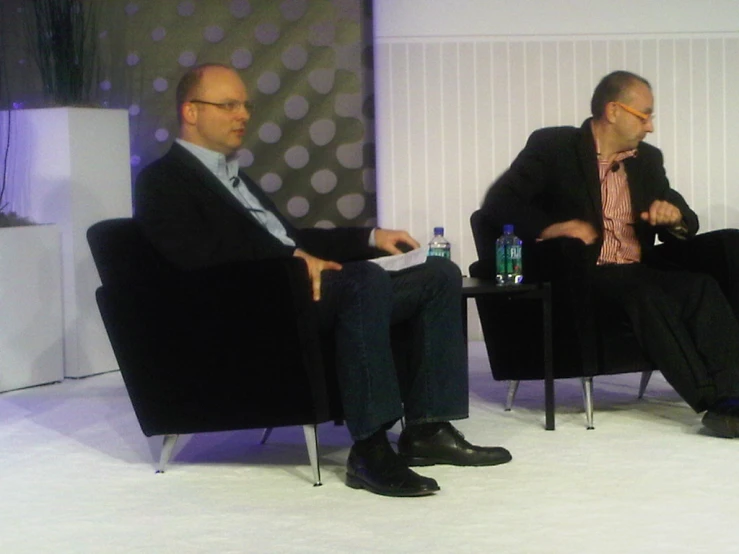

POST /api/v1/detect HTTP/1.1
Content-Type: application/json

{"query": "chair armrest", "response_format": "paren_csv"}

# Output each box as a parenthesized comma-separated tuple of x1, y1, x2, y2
(470, 236, 595, 287)
(173, 258, 324, 373)
(101, 257, 318, 364)
(469, 236, 600, 375)
(469, 236, 596, 322)
(178, 257, 313, 312)
(528, 237, 598, 283)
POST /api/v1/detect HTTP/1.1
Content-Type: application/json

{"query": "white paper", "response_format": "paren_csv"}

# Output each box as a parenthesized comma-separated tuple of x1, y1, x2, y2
(368, 248, 428, 272)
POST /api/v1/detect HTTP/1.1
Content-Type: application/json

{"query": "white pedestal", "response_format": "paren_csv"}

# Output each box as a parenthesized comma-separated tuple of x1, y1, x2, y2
(1, 108, 132, 378)
(0, 225, 64, 392)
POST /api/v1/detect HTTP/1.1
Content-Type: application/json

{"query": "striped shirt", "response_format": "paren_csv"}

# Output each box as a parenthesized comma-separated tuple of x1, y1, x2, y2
(596, 151, 640, 265)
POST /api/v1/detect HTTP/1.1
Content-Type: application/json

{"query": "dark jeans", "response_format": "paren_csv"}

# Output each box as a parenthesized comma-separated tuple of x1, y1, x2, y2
(317, 256, 469, 440)
(592, 263, 739, 411)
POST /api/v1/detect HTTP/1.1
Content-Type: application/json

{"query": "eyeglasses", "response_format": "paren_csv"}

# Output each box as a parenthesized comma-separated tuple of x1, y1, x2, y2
(188, 99, 254, 114)
(614, 101, 653, 124)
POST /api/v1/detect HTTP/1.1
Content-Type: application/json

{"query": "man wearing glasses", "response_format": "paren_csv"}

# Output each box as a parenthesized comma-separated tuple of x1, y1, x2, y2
(135, 63, 511, 498)
(479, 70, 739, 437)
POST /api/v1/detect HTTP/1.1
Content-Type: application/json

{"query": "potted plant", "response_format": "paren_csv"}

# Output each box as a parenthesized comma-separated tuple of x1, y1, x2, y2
(24, 0, 99, 107)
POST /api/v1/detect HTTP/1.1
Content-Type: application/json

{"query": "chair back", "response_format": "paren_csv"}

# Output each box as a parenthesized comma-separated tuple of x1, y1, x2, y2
(87, 218, 179, 288)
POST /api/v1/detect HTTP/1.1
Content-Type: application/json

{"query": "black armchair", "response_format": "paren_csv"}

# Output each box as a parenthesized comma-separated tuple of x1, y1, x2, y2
(87, 218, 344, 484)
(470, 209, 739, 428)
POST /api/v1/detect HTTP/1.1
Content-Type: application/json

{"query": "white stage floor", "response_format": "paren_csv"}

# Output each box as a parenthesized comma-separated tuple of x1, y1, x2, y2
(1, 342, 737, 553)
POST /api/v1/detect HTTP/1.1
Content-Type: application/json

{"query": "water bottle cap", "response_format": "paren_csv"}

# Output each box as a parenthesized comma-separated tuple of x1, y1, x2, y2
(503, 224, 514, 233)
(433, 226, 444, 235)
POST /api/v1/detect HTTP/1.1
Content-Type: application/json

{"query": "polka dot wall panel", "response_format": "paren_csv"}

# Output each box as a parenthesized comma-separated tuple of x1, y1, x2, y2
(106, 0, 376, 228)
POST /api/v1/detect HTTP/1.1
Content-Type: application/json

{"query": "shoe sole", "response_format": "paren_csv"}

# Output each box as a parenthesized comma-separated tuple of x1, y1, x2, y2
(400, 453, 513, 467)
(345, 473, 439, 497)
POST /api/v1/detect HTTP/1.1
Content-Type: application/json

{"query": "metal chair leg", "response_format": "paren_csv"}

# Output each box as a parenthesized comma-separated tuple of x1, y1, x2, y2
(302, 424, 322, 487)
(581, 377, 594, 430)
(505, 380, 520, 411)
(260, 428, 273, 444)
(638, 370, 653, 399)
(156, 434, 179, 473)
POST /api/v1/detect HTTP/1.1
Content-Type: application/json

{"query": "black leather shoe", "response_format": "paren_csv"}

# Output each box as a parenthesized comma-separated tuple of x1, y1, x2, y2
(398, 422, 512, 467)
(346, 437, 440, 497)
(702, 407, 739, 438)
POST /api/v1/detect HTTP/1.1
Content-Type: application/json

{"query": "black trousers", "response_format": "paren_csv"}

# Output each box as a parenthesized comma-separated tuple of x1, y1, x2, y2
(592, 263, 739, 412)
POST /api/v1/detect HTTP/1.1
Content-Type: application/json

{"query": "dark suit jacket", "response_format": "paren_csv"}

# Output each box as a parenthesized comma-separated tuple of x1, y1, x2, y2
(480, 119, 699, 265)
(135, 142, 377, 270)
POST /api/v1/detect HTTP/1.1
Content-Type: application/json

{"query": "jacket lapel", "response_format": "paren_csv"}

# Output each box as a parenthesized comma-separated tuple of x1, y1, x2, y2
(168, 143, 266, 222)
(623, 155, 646, 214)
(576, 120, 603, 226)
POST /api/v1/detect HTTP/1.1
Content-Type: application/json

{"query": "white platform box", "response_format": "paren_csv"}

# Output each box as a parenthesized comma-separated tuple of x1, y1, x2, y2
(1, 108, 132, 378)
(0, 225, 64, 393)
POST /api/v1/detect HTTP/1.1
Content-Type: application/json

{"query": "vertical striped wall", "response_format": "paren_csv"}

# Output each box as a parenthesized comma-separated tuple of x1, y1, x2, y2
(375, 34, 739, 339)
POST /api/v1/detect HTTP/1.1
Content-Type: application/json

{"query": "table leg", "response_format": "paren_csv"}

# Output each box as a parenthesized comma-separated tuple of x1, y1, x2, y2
(461, 297, 469, 344)
(542, 284, 555, 430)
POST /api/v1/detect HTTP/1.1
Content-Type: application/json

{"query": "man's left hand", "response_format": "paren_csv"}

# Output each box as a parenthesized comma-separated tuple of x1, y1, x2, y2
(375, 228, 421, 255)
(640, 200, 683, 228)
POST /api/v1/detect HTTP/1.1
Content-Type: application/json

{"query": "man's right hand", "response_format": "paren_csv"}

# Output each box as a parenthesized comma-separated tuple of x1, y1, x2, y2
(539, 220, 598, 244)
(293, 249, 342, 302)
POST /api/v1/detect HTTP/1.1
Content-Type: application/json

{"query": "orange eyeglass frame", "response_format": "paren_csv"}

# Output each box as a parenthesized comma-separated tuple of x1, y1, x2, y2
(614, 101, 653, 123)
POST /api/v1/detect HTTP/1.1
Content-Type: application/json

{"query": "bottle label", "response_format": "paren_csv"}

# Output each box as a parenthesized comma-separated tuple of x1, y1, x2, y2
(509, 245, 522, 273)
(428, 247, 451, 259)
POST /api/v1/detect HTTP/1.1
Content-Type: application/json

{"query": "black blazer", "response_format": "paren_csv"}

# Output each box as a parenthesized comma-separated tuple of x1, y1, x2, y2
(135, 143, 376, 270)
(480, 119, 699, 265)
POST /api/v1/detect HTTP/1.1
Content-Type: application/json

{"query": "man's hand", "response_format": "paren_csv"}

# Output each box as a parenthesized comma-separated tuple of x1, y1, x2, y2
(374, 228, 421, 255)
(640, 200, 683, 228)
(539, 219, 598, 244)
(293, 249, 342, 302)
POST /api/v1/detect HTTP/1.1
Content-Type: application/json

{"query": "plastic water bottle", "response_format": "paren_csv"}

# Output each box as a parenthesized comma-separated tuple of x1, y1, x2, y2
(495, 224, 523, 285)
(428, 226, 451, 259)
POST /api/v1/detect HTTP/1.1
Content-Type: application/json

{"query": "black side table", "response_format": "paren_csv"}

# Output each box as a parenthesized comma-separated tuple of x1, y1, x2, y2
(461, 277, 555, 430)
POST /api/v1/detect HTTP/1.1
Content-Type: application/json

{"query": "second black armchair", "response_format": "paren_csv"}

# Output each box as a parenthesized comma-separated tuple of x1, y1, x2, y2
(471, 209, 739, 429)
(471, 209, 653, 428)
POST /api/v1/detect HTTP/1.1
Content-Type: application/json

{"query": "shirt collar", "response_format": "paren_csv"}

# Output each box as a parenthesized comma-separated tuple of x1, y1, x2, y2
(176, 139, 240, 180)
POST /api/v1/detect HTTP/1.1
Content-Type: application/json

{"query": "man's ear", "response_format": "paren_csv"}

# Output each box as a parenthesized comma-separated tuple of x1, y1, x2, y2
(605, 101, 618, 124)
(181, 102, 198, 125)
